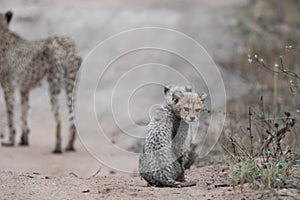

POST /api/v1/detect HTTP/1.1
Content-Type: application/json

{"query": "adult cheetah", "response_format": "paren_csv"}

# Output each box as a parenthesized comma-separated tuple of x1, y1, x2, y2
(0, 11, 81, 153)
(138, 85, 206, 187)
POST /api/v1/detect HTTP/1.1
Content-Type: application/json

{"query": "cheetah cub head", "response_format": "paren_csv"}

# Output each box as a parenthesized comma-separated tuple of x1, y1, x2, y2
(0, 11, 13, 30)
(164, 84, 207, 123)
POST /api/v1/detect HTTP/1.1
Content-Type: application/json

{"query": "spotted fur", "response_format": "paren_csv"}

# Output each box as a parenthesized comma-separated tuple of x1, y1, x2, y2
(164, 84, 206, 170)
(138, 85, 206, 187)
(0, 11, 81, 153)
(138, 105, 195, 187)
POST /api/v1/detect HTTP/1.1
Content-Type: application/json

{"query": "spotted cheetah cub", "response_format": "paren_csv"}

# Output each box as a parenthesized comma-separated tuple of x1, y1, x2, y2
(0, 11, 81, 153)
(165, 85, 207, 170)
(138, 85, 206, 187)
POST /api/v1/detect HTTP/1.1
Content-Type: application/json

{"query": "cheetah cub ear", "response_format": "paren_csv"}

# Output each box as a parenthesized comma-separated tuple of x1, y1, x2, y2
(184, 85, 193, 92)
(5, 11, 13, 24)
(199, 93, 207, 102)
(163, 84, 172, 95)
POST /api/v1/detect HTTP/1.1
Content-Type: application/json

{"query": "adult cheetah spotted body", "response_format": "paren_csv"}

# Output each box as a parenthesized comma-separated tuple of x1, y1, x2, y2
(0, 11, 81, 153)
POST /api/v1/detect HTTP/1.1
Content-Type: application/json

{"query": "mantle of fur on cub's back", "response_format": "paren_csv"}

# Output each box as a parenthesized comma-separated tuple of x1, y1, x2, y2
(139, 105, 186, 187)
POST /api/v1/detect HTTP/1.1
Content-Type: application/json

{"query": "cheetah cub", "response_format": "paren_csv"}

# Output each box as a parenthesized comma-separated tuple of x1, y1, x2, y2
(165, 85, 207, 171)
(138, 85, 206, 187)
(0, 11, 81, 153)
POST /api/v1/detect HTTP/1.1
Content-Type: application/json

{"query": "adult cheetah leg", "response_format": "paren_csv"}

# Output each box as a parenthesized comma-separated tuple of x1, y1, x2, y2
(1, 83, 16, 146)
(49, 83, 62, 154)
(19, 90, 30, 146)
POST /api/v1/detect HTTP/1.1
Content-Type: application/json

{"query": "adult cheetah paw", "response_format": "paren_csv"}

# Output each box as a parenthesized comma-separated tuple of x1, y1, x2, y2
(65, 145, 76, 152)
(52, 148, 63, 154)
(19, 137, 29, 146)
(1, 141, 14, 147)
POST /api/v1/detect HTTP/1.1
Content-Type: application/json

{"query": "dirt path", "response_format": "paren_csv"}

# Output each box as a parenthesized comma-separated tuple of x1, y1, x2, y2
(1, 164, 299, 200)
(0, 0, 250, 175)
(0, 0, 263, 199)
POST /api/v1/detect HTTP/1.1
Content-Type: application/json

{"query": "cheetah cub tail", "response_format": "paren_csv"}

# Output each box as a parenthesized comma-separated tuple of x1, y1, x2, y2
(178, 180, 198, 187)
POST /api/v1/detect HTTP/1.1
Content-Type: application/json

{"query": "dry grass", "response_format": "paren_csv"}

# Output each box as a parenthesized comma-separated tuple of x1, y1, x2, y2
(222, 51, 299, 188)
(219, 0, 300, 190)
(223, 99, 298, 189)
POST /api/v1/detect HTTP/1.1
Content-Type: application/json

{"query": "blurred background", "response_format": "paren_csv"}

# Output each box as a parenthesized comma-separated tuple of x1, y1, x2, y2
(0, 0, 299, 177)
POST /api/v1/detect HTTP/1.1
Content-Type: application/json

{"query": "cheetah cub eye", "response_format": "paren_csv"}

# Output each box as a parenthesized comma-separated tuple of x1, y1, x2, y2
(172, 96, 179, 104)
(163, 84, 207, 122)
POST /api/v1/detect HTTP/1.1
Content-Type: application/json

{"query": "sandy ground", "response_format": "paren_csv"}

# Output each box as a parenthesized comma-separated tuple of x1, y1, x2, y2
(0, 0, 278, 199)
(1, 164, 299, 200)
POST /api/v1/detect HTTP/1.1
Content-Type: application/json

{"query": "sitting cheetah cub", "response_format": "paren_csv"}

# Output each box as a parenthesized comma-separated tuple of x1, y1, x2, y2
(138, 85, 206, 187)
(165, 85, 207, 171)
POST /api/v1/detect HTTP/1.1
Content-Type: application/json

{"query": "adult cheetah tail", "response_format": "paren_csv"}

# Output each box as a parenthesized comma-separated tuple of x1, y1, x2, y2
(51, 36, 82, 150)
(75, 56, 82, 71)
(64, 51, 81, 151)
(62, 39, 81, 150)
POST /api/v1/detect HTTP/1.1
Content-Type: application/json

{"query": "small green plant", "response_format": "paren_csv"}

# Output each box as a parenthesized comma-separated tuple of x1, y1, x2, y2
(225, 101, 296, 189)
(228, 156, 293, 189)
(228, 159, 259, 187)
